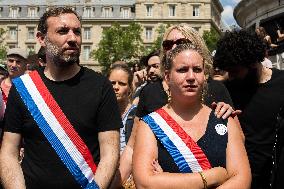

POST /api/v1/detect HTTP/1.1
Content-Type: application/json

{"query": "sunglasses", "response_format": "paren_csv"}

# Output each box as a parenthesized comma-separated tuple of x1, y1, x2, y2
(162, 38, 191, 51)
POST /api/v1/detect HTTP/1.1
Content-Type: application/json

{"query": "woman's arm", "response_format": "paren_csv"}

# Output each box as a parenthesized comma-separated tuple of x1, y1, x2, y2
(109, 117, 140, 189)
(217, 118, 251, 189)
(133, 120, 228, 189)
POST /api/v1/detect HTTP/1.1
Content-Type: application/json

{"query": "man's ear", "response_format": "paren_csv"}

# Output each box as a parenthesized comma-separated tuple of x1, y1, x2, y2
(36, 32, 46, 47)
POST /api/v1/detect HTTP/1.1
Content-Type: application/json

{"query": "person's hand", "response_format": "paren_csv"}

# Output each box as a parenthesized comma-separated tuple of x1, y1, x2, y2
(151, 159, 163, 174)
(133, 68, 147, 88)
(211, 102, 242, 119)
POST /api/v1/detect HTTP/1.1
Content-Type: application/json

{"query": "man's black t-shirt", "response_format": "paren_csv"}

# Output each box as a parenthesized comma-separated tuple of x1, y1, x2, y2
(136, 78, 233, 117)
(225, 68, 284, 188)
(4, 67, 122, 189)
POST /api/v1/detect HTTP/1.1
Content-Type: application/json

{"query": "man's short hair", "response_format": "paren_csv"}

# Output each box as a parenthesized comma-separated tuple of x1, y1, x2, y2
(141, 50, 160, 67)
(213, 30, 266, 70)
(38, 7, 81, 35)
(7, 48, 28, 60)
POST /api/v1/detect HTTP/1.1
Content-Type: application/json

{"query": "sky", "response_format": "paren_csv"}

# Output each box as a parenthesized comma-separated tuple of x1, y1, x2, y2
(220, 0, 241, 26)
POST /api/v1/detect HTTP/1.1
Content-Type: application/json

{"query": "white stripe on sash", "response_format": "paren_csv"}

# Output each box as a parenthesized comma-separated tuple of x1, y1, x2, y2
(150, 112, 202, 172)
(21, 74, 95, 182)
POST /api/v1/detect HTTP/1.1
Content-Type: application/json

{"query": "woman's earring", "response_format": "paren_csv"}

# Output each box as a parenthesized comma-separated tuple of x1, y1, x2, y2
(167, 88, 172, 107)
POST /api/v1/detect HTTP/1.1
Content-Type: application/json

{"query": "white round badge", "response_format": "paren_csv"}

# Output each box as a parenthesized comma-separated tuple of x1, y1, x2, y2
(215, 124, 227, 135)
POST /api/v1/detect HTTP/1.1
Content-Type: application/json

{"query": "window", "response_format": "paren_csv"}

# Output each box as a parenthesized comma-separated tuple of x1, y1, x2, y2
(83, 27, 91, 40)
(27, 45, 35, 55)
(169, 5, 176, 17)
(193, 5, 200, 17)
(84, 7, 93, 18)
(9, 27, 17, 40)
(102, 7, 112, 18)
(10, 7, 18, 18)
(83, 46, 91, 61)
(8, 45, 16, 49)
(0, 7, 3, 17)
(27, 27, 35, 40)
(192, 27, 200, 32)
(146, 5, 153, 17)
(28, 7, 37, 18)
(145, 27, 153, 40)
(121, 7, 130, 18)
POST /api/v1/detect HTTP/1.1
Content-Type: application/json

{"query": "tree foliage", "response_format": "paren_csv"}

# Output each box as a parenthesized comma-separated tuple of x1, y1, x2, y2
(202, 28, 220, 52)
(147, 24, 170, 54)
(91, 22, 144, 74)
(0, 28, 7, 62)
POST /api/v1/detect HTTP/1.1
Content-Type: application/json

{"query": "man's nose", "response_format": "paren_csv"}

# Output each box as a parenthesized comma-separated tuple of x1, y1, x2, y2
(67, 31, 77, 42)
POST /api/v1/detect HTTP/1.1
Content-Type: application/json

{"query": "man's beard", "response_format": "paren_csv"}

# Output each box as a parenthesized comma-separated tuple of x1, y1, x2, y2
(230, 67, 259, 89)
(226, 67, 259, 111)
(45, 37, 80, 68)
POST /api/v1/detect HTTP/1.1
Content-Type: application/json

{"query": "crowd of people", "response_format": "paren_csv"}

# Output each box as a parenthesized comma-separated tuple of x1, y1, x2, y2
(0, 6, 282, 189)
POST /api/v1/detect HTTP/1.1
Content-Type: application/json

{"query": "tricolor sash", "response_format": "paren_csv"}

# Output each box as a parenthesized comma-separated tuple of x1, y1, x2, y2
(13, 71, 99, 189)
(142, 108, 212, 173)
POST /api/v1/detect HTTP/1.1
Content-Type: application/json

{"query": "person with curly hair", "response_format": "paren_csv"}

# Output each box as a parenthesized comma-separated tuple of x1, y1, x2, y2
(214, 29, 284, 189)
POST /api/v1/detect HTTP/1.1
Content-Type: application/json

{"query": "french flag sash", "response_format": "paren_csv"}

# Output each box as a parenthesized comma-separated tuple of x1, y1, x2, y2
(142, 108, 211, 173)
(13, 71, 99, 189)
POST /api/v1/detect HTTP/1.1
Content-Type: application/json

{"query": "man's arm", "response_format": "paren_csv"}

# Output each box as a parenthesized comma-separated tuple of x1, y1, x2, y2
(0, 132, 25, 189)
(94, 130, 120, 189)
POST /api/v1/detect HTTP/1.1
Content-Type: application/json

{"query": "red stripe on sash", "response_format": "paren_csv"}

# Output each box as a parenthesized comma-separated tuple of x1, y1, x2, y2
(156, 108, 211, 170)
(29, 71, 97, 174)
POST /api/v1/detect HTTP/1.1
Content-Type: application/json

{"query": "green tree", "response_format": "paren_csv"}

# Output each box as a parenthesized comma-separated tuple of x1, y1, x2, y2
(91, 22, 144, 74)
(0, 28, 7, 61)
(147, 24, 170, 54)
(202, 28, 220, 52)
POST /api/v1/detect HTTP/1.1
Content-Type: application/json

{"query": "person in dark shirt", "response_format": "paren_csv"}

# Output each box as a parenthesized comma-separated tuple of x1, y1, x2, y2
(0, 7, 121, 189)
(214, 29, 284, 189)
(133, 42, 250, 189)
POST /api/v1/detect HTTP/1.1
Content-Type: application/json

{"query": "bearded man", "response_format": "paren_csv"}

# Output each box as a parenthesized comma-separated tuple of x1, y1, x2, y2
(214, 30, 284, 189)
(0, 7, 121, 189)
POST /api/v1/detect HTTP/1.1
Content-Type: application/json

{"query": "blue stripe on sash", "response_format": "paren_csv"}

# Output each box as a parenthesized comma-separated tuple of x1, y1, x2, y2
(13, 77, 99, 189)
(143, 114, 192, 173)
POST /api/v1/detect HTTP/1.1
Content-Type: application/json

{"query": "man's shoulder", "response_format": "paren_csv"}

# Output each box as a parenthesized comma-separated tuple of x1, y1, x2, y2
(271, 68, 284, 82)
(142, 79, 163, 91)
(81, 67, 109, 84)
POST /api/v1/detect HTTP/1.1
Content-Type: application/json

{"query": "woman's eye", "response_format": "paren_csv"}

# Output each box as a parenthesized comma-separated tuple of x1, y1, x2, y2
(177, 67, 188, 73)
(193, 67, 203, 73)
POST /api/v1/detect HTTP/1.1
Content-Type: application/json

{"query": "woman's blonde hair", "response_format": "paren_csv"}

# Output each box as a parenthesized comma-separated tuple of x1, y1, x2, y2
(161, 23, 213, 78)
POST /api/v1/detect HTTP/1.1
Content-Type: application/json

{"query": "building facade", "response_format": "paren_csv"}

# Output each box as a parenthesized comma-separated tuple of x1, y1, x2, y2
(0, 0, 223, 70)
(234, 0, 284, 41)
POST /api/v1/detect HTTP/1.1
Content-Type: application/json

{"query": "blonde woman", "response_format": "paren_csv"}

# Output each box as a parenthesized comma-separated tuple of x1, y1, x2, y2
(111, 24, 240, 188)
(133, 43, 251, 189)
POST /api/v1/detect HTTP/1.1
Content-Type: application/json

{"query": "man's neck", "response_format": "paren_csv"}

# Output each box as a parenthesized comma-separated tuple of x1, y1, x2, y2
(44, 62, 81, 81)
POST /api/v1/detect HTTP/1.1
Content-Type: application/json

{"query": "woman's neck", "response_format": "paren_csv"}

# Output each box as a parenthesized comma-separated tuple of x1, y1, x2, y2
(167, 99, 203, 121)
(118, 99, 131, 117)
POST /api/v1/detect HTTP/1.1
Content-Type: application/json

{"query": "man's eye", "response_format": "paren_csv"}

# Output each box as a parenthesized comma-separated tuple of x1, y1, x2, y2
(58, 29, 69, 34)
(74, 29, 81, 35)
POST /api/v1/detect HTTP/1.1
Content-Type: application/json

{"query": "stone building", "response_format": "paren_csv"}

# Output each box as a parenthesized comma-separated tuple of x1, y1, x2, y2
(234, 0, 284, 42)
(0, 0, 223, 70)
